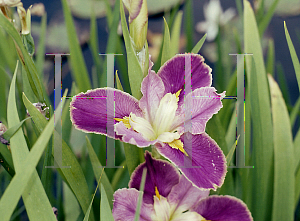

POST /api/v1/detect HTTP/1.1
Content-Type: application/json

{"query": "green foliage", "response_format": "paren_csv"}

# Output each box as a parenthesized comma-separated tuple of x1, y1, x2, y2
(269, 75, 294, 221)
(244, 2, 274, 220)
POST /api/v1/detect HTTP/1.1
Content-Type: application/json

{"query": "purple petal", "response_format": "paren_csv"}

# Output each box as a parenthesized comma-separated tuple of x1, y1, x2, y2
(192, 195, 253, 221)
(174, 87, 225, 134)
(155, 133, 227, 190)
(112, 188, 154, 221)
(129, 151, 180, 204)
(139, 71, 165, 123)
(115, 122, 156, 147)
(157, 54, 212, 105)
(70, 88, 142, 139)
(167, 176, 209, 213)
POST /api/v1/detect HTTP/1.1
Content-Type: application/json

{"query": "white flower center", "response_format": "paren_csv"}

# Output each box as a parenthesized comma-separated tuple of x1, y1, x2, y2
(130, 92, 180, 142)
(152, 195, 206, 221)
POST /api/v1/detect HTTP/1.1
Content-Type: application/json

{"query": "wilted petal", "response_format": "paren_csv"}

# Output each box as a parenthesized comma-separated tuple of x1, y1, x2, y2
(192, 195, 253, 221)
(139, 71, 165, 123)
(157, 54, 212, 105)
(112, 188, 154, 221)
(129, 151, 180, 204)
(168, 176, 209, 214)
(70, 88, 142, 139)
(155, 133, 227, 190)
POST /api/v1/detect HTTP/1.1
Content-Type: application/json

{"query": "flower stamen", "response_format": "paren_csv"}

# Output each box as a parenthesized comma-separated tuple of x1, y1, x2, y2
(114, 116, 131, 129)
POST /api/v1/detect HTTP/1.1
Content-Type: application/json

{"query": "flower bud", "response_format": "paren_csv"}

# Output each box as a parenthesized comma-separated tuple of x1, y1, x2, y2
(123, 0, 148, 52)
(0, 121, 9, 145)
(52, 207, 58, 220)
(26, 103, 49, 120)
(17, 5, 30, 35)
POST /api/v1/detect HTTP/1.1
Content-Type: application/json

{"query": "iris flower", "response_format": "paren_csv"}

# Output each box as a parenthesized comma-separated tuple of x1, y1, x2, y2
(195, 0, 236, 41)
(113, 151, 253, 221)
(70, 54, 226, 190)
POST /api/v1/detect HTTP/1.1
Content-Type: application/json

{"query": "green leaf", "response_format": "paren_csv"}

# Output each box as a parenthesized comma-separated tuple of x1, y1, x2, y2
(0, 114, 56, 221)
(99, 0, 121, 88)
(0, 67, 7, 122)
(83, 175, 102, 221)
(89, 7, 101, 89)
(63, 182, 81, 221)
(284, 21, 300, 93)
(184, 0, 194, 52)
(266, 39, 275, 75)
(244, 1, 274, 220)
(225, 109, 237, 151)
(86, 136, 114, 209)
(294, 128, 300, 209)
(256, 0, 265, 23)
(161, 17, 172, 66)
(0, 142, 15, 176)
(295, 167, 300, 209)
(206, 114, 229, 155)
(116, 70, 124, 91)
(0, 13, 44, 102)
(35, 13, 47, 78)
(106, 0, 120, 54)
(233, 28, 243, 54)
(290, 96, 300, 128)
(134, 168, 147, 221)
(0, 29, 17, 72)
(268, 75, 294, 221)
(170, 11, 183, 56)
(235, 0, 243, 18)
(100, 183, 114, 221)
(111, 160, 127, 190)
(276, 62, 290, 105)
(2, 118, 30, 141)
(123, 142, 141, 176)
(5, 62, 55, 221)
(191, 34, 207, 54)
(104, 0, 113, 26)
(226, 137, 238, 166)
(258, 0, 280, 37)
(120, 0, 143, 99)
(61, 0, 92, 92)
(23, 93, 95, 221)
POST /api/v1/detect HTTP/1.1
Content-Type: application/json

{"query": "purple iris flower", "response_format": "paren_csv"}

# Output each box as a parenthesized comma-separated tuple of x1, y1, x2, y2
(70, 54, 226, 190)
(113, 151, 253, 221)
